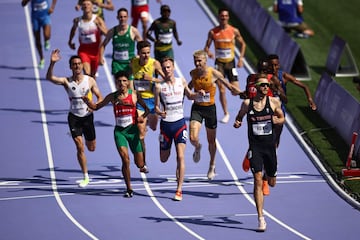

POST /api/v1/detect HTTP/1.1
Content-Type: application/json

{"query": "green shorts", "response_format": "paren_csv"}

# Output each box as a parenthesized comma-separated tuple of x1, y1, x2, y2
(111, 61, 133, 80)
(114, 125, 143, 153)
(154, 48, 174, 62)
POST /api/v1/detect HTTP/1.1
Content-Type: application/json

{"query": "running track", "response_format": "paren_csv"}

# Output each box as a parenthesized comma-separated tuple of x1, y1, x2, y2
(1, 0, 360, 239)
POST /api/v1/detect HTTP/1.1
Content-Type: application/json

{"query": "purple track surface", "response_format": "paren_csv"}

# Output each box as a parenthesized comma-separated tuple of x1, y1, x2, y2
(1, 0, 360, 239)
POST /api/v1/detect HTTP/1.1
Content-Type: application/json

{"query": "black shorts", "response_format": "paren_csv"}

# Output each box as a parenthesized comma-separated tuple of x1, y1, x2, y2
(68, 112, 96, 141)
(248, 143, 277, 177)
(215, 59, 238, 82)
(190, 104, 217, 129)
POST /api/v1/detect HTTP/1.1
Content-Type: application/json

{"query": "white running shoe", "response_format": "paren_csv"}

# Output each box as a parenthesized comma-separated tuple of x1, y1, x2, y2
(258, 216, 267, 232)
(220, 113, 230, 123)
(140, 165, 149, 173)
(207, 165, 216, 180)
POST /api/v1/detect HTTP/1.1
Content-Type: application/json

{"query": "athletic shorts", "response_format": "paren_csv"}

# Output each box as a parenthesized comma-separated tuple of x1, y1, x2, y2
(32, 13, 51, 32)
(68, 112, 96, 141)
(111, 61, 132, 77)
(154, 48, 174, 62)
(136, 97, 155, 114)
(159, 118, 187, 150)
(78, 51, 100, 75)
(190, 104, 217, 129)
(114, 125, 143, 153)
(248, 144, 277, 177)
(215, 59, 238, 82)
(131, 5, 149, 26)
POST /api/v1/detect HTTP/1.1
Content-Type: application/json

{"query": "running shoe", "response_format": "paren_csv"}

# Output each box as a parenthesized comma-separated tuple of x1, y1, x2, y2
(140, 165, 149, 173)
(258, 216, 267, 232)
(242, 153, 250, 172)
(294, 32, 309, 39)
(192, 143, 202, 163)
(44, 40, 50, 51)
(174, 191, 182, 201)
(78, 178, 90, 188)
(207, 165, 216, 180)
(124, 189, 134, 198)
(38, 59, 45, 69)
(262, 179, 270, 196)
(220, 113, 230, 123)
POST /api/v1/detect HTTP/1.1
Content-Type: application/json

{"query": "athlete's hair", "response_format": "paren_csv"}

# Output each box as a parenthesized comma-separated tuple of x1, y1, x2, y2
(161, 56, 174, 65)
(218, 7, 229, 15)
(193, 50, 207, 59)
(255, 73, 269, 84)
(69, 55, 82, 67)
(137, 40, 151, 52)
(117, 7, 128, 16)
(267, 54, 279, 61)
(114, 70, 130, 80)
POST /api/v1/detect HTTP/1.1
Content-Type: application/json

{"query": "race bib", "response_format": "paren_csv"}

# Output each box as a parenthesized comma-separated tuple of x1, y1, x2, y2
(215, 48, 232, 59)
(80, 33, 96, 44)
(115, 115, 133, 128)
(114, 50, 129, 61)
(252, 121, 272, 135)
(134, 80, 151, 91)
(195, 92, 210, 103)
(159, 33, 173, 44)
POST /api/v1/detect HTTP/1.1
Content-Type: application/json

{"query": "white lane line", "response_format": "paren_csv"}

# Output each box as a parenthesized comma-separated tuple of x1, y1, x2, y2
(24, 5, 99, 240)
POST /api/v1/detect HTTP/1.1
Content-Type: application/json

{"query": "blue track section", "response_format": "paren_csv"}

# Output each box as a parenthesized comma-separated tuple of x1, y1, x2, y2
(1, 0, 360, 239)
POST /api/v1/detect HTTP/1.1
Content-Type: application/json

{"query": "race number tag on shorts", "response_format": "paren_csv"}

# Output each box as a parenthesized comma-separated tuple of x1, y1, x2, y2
(215, 48, 231, 59)
(252, 121, 272, 135)
(114, 50, 129, 61)
(115, 115, 132, 128)
(195, 92, 210, 103)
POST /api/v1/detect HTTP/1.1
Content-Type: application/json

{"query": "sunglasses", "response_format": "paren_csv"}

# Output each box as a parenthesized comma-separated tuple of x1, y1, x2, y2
(256, 82, 270, 88)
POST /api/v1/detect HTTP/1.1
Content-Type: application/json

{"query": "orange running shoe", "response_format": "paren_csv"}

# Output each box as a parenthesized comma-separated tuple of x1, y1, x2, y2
(242, 153, 250, 172)
(262, 180, 270, 196)
(174, 191, 182, 201)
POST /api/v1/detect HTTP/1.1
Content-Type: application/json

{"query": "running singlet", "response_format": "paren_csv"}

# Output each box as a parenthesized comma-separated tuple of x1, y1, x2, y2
(132, 57, 156, 99)
(247, 96, 275, 146)
(153, 19, 176, 52)
(113, 90, 137, 128)
(112, 26, 135, 64)
(159, 78, 184, 122)
(78, 15, 101, 56)
(191, 67, 216, 106)
(212, 25, 235, 63)
(132, 0, 148, 6)
(67, 75, 93, 117)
